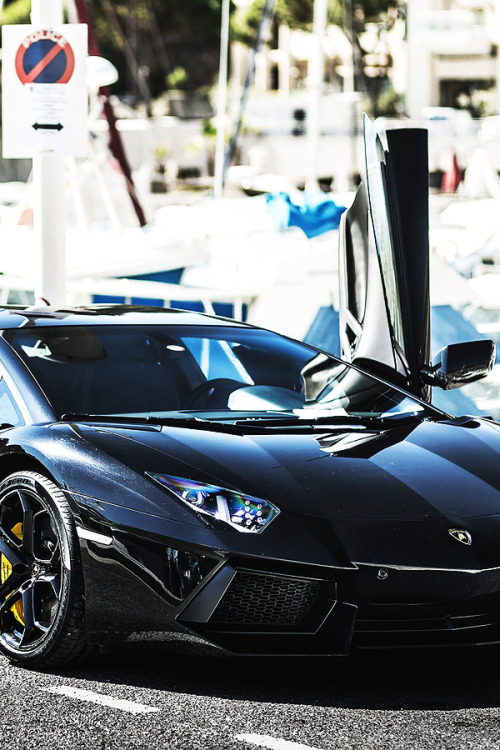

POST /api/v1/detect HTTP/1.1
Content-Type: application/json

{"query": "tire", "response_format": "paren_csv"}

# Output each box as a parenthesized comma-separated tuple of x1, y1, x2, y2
(0, 471, 90, 668)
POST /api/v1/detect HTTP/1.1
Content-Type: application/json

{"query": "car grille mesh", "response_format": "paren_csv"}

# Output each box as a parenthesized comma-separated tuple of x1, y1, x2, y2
(353, 601, 500, 647)
(211, 571, 321, 625)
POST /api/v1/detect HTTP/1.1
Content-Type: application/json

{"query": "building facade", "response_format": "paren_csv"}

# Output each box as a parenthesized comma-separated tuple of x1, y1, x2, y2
(405, 0, 500, 119)
(230, 0, 500, 123)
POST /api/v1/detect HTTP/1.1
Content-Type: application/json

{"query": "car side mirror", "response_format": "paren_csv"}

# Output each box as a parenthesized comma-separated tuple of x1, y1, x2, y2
(420, 340, 496, 390)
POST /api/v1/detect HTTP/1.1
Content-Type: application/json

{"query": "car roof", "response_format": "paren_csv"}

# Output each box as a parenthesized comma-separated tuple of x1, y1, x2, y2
(0, 305, 249, 330)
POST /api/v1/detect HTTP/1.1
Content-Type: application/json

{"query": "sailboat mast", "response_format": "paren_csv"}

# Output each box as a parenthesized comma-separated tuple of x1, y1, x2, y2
(213, 0, 231, 200)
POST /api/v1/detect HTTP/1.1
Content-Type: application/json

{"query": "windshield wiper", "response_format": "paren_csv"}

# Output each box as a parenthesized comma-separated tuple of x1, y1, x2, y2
(233, 413, 421, 429)
(60, 411, 421, 435)
(61, 412, 207, 426)
(60, 413, 255, 435)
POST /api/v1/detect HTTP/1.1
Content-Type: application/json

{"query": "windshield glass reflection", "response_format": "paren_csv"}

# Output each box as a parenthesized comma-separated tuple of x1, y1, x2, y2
(4, 325, 433, 421)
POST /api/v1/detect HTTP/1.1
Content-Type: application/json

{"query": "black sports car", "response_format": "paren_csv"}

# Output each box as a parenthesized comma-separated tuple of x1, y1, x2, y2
(0, 118, 499, 669)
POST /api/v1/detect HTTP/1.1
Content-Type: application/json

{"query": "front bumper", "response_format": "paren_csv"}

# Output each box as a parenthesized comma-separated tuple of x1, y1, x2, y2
(79, 522, 500, 654)
(73, 492, 500, 654)
(352, 563, 500, 650)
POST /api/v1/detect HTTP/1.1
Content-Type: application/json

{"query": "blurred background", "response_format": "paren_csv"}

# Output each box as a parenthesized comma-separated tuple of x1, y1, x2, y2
(1, 0, 500, 419)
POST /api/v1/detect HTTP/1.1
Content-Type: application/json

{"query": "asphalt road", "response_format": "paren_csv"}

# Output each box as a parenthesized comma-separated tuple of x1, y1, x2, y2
(1, 645, 499, 750)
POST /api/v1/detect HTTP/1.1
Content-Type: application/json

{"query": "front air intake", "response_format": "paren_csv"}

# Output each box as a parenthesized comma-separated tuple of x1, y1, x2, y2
(210, 570, 321, 626)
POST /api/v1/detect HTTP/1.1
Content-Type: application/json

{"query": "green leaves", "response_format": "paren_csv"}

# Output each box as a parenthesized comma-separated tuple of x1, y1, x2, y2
(0, 0, 31, 25)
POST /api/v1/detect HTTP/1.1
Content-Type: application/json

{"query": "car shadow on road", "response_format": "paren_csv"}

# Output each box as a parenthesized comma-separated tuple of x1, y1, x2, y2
(53, 645, 500, 711)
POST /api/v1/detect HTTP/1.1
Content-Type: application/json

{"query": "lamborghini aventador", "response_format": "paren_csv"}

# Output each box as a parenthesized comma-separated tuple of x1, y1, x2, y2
(0, 117, 499, 669)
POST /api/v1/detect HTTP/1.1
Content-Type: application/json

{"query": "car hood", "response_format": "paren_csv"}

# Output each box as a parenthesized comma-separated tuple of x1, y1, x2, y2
(78, 417, 500, 524)
(64, 416, 500, 570)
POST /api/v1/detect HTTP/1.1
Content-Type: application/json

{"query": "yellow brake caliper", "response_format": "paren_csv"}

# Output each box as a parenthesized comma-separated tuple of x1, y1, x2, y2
(0, 523, 25, 626)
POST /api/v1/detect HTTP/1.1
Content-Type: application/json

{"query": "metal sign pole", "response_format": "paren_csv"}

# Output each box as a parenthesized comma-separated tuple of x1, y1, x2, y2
(31, 0, 66, 306)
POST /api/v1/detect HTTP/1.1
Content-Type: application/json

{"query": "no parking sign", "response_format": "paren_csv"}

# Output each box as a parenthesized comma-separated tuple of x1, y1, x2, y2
(2, 24, 88, 157)
(15, 29, 75, 84)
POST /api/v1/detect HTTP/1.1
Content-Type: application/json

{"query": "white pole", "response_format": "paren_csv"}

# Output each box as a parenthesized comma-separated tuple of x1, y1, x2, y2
(213, 0, 230, 200)
(305, 0, 327, 192)
(31, 0, 66, 306)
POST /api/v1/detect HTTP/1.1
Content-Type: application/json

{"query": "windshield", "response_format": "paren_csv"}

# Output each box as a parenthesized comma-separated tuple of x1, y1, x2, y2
(4, 324, 435, 422)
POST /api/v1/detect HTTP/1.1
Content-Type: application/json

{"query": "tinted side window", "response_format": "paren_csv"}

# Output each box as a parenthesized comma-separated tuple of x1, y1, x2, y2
(0, 377, 23, 427)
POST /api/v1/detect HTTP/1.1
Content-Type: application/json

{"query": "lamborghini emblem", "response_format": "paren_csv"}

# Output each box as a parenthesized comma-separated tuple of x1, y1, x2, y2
(448, 529, 472, 546)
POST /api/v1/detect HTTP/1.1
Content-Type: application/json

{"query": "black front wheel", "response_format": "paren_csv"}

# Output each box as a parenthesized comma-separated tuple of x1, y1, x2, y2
(0, 471, 90, 668)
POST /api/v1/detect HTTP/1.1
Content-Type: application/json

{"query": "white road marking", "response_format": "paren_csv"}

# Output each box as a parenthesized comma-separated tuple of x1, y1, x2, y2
(236, 734, 323, 750)
(43, 686, 160, 715)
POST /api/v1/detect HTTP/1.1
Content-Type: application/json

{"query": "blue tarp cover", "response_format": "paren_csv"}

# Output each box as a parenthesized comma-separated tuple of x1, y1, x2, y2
(265, 192, 347, 238)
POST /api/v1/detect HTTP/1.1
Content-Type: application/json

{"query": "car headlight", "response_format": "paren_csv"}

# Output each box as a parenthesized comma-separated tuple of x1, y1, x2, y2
(146, 472, 280, 533)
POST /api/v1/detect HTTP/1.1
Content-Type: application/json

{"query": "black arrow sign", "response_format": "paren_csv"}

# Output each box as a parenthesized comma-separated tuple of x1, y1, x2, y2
(32, 122, 64, 131)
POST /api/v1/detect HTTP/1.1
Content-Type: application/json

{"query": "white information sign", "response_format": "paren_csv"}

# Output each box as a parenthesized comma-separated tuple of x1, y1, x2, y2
(2, 24, 88, 157)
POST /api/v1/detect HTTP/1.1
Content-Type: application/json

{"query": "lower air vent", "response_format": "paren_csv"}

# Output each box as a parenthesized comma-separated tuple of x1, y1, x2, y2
(165, 547, 218, 600)
(210, 571, 321, 626)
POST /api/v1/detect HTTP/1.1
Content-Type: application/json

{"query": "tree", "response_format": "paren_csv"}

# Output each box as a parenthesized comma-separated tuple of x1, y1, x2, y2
(0, 0, 31, 24)
(0, 0, 401, 104)
(83, 0, 224, 99)
(1, 0, 225, 99)
(232, 0, 400, 97)
(231, 0, 397, 42)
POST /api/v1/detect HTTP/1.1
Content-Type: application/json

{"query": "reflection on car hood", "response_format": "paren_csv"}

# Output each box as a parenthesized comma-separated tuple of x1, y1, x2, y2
(77, 417, 500, 524)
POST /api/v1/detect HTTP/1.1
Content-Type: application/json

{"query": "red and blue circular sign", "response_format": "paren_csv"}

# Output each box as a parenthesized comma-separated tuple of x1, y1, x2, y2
(15, 30, 74, 84)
